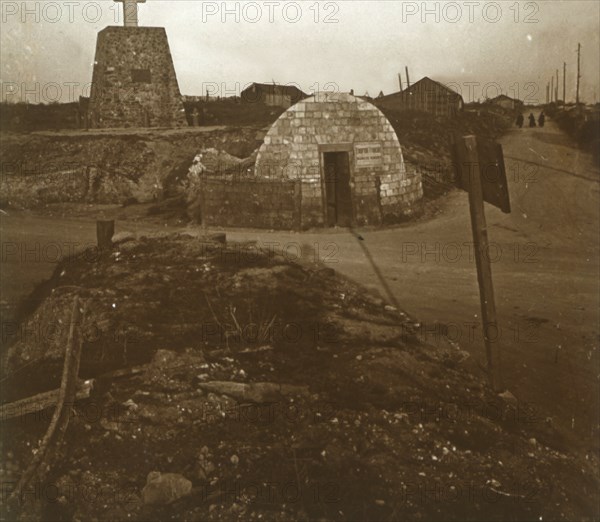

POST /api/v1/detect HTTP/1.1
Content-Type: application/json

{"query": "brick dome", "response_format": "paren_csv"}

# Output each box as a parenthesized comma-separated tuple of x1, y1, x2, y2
(255, 92, 422, 227)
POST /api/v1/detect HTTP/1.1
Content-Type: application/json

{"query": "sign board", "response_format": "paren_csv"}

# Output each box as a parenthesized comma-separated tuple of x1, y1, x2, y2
(453, 135, 511, 214)
(355, 142, 383, 168)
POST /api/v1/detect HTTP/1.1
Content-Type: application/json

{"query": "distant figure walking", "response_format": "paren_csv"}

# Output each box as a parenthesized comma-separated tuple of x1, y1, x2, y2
(516, 113, 524, 128)
(528, 113, 536, 128)
(538, 111, 545, 128)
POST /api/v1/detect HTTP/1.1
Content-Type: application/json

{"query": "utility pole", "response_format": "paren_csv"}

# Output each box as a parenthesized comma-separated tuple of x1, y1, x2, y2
(551, 76, 554, 103)
(546, 83, 549, 104)
(555, 69, 559, 101)
(576, 43, 581, 105)
(563, 62, 566, 105)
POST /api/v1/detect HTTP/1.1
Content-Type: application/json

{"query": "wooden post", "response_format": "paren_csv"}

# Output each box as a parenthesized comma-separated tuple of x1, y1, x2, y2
(8, 297, 86, 507)
(461, 136, 502, 391)
(200, 175, 208, 236)
(96, 220, 114, 250)
(563, 62, 566, 105)
(295, 179, 302, 231)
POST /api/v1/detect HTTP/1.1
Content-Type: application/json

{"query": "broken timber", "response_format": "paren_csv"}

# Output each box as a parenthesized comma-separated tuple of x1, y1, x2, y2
(1, 379, 94, 422)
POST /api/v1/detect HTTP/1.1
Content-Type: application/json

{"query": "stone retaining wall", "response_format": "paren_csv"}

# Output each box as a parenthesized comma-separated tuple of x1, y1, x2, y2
(197, 169, 423, 230)
(202, 179, 301, 229)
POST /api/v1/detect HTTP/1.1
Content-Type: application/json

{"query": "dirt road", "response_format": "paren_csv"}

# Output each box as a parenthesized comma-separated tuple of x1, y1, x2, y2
(1, 112, 598, 449)
(232, 112, 600, 448)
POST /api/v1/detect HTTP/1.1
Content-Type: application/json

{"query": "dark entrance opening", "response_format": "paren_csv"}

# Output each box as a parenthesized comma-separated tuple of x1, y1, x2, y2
(323, 151, 353, 226)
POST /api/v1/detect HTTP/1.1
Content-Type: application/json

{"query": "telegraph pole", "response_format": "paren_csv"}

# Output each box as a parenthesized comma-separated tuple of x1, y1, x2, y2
(563, 62, 566, 105)
(576, 43, 581, 105)
(551, 76, 554, 103)
(555, 69, 559, 101)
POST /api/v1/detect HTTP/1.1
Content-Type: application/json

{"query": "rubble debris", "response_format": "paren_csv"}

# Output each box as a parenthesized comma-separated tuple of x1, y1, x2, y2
(196, 381, 310, 403)
(141, 472, 192, 506)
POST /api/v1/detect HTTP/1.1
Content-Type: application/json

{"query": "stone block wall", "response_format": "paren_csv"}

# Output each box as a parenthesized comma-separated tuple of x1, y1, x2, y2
(202, 179, 301, 229)
(379, 162, 424, 221)
(191, 166, 423, 231)
(89, 26, 187, 129)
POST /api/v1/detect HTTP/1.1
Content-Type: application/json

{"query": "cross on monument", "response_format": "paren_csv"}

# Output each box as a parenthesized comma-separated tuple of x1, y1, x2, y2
(115, 0, 146, 28)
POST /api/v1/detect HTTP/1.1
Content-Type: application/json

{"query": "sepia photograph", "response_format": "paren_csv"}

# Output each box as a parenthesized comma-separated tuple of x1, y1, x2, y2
(0, 0, 599, 520)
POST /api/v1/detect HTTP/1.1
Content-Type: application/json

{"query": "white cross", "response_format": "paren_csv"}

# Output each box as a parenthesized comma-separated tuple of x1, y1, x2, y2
(115, 0, 146, 27)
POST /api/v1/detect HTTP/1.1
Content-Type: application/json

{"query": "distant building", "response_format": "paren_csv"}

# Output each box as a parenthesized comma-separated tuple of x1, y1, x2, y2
(182, 95, 221, 103)
(375, 77, 464, 117)
(241, 83, 307, 108)
(489, 94, 524, 110)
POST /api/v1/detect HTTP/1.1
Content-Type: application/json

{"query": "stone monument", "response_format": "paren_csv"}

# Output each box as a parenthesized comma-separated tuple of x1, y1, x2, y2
(88, 0, 187, 128)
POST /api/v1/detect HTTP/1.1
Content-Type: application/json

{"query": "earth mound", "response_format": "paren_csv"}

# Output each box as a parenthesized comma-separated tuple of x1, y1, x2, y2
(1, 234, 597, 521)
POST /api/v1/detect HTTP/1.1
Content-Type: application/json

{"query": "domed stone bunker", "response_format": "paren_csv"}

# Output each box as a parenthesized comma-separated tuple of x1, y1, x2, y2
(255, 92, 423, 227)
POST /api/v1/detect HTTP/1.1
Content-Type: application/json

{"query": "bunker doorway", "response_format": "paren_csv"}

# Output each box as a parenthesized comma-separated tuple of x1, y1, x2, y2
(323, 151, 353, 227)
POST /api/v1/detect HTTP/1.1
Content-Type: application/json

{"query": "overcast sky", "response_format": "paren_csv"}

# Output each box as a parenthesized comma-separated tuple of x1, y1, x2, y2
(1, 0, 599, 104)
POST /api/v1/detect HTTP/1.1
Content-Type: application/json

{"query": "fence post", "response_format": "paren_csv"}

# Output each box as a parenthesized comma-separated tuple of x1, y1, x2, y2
(200, 174, 208, 235)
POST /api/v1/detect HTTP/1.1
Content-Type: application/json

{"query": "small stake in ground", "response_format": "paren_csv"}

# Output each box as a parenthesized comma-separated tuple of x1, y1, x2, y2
(453, 134, 511, 391)
(96, 220, 115, 250)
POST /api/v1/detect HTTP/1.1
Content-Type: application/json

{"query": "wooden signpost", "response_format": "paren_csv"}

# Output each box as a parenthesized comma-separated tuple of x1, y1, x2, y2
(453, 135, 511, 391)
